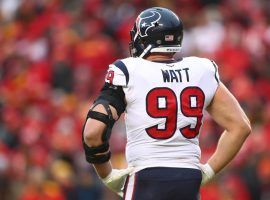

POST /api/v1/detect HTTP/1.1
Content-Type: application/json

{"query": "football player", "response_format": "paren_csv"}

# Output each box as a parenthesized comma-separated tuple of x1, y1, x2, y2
(82, 7, 251, 200)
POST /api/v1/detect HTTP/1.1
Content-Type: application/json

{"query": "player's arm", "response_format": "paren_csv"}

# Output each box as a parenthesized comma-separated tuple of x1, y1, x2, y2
(83, 104, 116, 178)
(200, 82, 251, 185)
(82, 83, 132, 197)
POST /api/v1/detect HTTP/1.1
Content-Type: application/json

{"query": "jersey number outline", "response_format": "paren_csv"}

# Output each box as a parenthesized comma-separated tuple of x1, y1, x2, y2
(145, 87, 205, 139)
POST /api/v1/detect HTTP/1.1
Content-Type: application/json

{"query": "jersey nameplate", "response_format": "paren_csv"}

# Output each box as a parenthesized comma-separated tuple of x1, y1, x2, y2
(161, 68, 190, 83)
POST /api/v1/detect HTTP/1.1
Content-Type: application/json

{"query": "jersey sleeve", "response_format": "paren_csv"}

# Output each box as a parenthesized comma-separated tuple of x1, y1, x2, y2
(198, 58, 221, 107)
(105, 59, 129, 87)
(201, 58, 220, 86)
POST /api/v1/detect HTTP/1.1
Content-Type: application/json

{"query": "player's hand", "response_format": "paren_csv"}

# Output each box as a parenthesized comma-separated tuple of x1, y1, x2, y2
(102, 167, 134, 197)
(199, 163, 215, 185)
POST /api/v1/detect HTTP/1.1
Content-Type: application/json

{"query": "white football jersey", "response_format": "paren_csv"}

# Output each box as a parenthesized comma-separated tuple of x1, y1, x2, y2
(105, 56, 220, 171)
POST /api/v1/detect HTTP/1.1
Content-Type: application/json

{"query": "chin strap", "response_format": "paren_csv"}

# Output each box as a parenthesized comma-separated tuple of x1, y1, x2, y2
(139, 44, 152, 58)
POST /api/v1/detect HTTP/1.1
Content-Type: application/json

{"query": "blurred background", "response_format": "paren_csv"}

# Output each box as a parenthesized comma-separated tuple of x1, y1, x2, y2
(0, 0, 269, 199)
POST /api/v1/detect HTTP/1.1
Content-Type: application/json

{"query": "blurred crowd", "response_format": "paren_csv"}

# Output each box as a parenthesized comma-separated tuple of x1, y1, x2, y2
(0, 0, 270, 199)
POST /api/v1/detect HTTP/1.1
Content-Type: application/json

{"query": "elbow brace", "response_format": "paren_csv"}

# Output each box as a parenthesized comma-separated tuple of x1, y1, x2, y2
(83, 100, 115, 164)
(82, 84, 126, 164)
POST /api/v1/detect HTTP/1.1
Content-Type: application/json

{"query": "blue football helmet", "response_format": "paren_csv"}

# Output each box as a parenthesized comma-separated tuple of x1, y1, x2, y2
(129, 7, 184, 58)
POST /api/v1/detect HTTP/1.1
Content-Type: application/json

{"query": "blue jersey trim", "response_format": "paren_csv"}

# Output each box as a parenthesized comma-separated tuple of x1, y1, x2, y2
(113, 60, 129, 86)
(211, 60, 219, 83)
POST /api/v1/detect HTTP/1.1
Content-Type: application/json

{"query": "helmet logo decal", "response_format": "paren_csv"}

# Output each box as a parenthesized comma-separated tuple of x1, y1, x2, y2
(136, 11, 161, 37)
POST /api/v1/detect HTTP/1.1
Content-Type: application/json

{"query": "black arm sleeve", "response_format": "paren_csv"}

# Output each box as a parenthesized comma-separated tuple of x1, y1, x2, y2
(96, 82, 126, 117)
(81, 83, 126, 164)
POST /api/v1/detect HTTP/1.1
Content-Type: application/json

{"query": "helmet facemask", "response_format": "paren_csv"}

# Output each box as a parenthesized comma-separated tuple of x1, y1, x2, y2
(129, 25, 147, 57)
